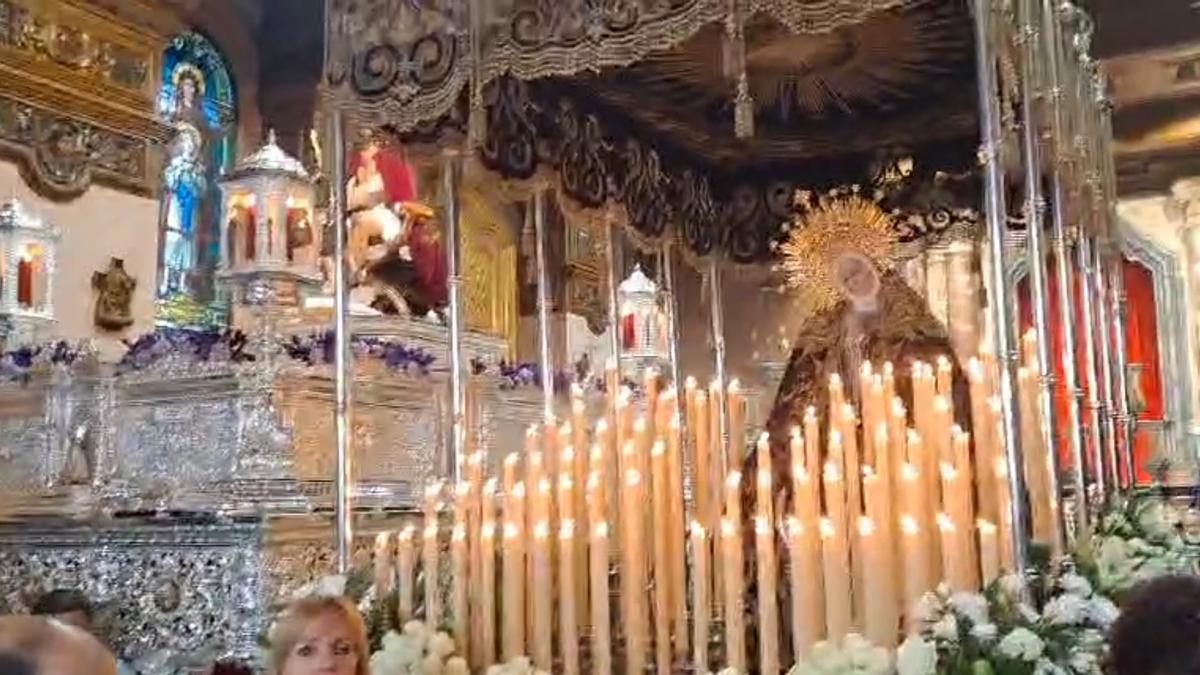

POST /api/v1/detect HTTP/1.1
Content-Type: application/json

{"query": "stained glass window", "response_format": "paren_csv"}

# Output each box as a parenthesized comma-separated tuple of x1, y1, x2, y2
(156, 31, 237, 323)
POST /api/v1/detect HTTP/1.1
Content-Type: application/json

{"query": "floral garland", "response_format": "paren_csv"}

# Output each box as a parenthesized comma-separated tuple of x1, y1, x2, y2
(0, 340, 87, 382)
(114, 328, 436, 375)
(898, 567, 1117, 675)
(1074, 492, 1198, 599)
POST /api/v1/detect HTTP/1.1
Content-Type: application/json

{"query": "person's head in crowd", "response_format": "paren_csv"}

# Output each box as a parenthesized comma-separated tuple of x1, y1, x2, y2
(1109, 574, 1200, 675)
(269, 595, 368, 675)
(0, 615, 116, 675)
(30, 590, 93, 632)
(0, 650, 35, 675)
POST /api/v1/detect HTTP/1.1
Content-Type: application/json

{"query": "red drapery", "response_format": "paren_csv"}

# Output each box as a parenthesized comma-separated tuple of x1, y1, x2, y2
(1017, 257, 1163, 485)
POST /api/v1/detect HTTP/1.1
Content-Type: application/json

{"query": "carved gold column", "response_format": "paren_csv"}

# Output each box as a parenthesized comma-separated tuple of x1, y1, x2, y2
(925, 247, 951, 329)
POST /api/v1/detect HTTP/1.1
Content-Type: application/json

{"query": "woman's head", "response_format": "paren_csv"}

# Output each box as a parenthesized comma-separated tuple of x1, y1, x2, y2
(1109, 575, 1200, 675)
(831, 252, 881, 311)
(270, 596, 368, 675)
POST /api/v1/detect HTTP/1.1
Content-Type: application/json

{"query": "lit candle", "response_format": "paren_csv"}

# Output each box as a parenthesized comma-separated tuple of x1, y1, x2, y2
(937, 512, 968, 592)
(820, 516, 852, 640)
(755, 445, 780, 675)
(559, 520, 580, 675)
(967, 357, 997, 523)
(622, 469, 648, 675)
(501, 485, 526, 661)
(694, 390, 713, 529)
(720, 517, 746, 672)
(423, 482, 442, 627)
(936, 355, 953, 399)
(374, 532, 394, 596)
(709, 379, 726, 477)
(690, 522, 710, 674)
(397, 526, 416, 623)
(667, 415, 688, 654)
(531, 520, 553, 671)
(591, 522, 612, 675)
(650, 442, 672, 675)
(480, 519, 497, 667)
(728, 379, 746, 468)
(978, 519, 1000, 585)
(899, 515, 930, 633)
(786, 517, 823, 657)
(451, 524, 469, 656)
(858, 517, 895, 647)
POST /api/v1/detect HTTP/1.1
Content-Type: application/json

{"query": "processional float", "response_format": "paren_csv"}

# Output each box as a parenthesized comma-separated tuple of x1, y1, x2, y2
(317, 0, 1134, 672)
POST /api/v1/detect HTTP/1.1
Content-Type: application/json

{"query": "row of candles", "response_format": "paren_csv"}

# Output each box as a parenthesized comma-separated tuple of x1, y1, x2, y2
(370, 345, 1060, 675)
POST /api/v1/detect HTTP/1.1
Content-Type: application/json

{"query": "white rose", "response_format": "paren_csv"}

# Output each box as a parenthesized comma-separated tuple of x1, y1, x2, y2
(445, 657, 469, 675)
(896, 635, 937, 675)
(420, 654, 445, 675)
(1044, 594, 1087, 626)
(949, 592, 990, 626)
(931, 613, 959, 642)
(1033, 657, 1069, 675)
(1058, 573, 1093, 598)
(1085, 596, 1119, 628)
(404, 620, 432, 650)
(428, 631, 457, 659)
(969, 622, 998, 644)
(317, 574, 348, 597)
(998, 573, 1027, 600)
(913, 592, 945, 626)
(1069, 649, 1100, 675)
(997, 627, 1045, 662)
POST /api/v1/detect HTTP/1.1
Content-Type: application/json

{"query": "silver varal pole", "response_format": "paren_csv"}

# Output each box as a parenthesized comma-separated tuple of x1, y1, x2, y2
(605, 210, 622, 375)
(1017, 0, 1076, 543)
(708, 255, 730, 469)
(973, 0, 1031, 572)
(443, 150, 466, 483)
(661, 244, 684, 392)
(329, 109, 354, 573)
(1095, 77, 1135, 489)
(534, 189, 555, 420)
(1042, 0, 1090, 513)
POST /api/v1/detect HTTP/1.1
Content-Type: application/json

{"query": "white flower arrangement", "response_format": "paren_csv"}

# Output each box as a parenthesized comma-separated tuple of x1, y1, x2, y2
(484, 656, 551, 675)
(788, 634, 892, 675)
(900, 568, 1116, 675)
(371, 620, 465, 675)
(1081, 494, 1196, 596)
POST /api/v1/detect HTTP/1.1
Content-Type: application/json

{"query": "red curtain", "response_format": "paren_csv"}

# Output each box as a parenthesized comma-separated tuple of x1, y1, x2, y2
(1123, 260, 1164, 484)
(1017, 258, 1164, 485)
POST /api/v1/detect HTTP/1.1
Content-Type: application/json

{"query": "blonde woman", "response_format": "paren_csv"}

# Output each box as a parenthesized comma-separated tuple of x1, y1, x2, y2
(270, 596, 368, 675)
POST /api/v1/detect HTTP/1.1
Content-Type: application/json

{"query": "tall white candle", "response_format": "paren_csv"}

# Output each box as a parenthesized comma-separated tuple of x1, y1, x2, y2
(531, 520, 553, 671)
(591, 522, 612, 675)
(501, 485, 526, 661)
(397, 526, 416, 623)
(690, 522, 710, 674)
(720, 517, 746, 672)
(819, 517, 852, 640)
(899, 515, 931, 634)
(374, 532, 394, 596)
(423, 483, 442, 627)
(977, 519, 1000, 585)
(559, 520, 580, 675)
(451, 524, 469, 657)
(480, 519, 497, 668)
(755, 450, 780, 675)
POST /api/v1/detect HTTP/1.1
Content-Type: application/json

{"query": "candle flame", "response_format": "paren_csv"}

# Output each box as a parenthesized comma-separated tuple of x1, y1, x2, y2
(399, 526, 416, 542)
(757, 468, 772, 488)
(690, 521, 706, 538)
(594, 522, 609, 538)
(790, 426, 802, 441)
(526, 425, 539, 439)
(538, 478, 552, 495)
(534, 521, 550, 539)
(720, 518, 737, 538)
(456, 482, 470, 497)
(728, 379, 741, 394)
(590, 444, 603, 463)
(860, 361, 873, 377)
(754, 516, 771, 535)
(484, 478, 498, 495)
(842, 403, 856, 421)
(504, 523, 520, 540)
(793, 464, 809, 482)
(829, 373, 843, 388)
(559, 475, 573, 491)
(907, 429, 922, 446)
(375, 532, 390, 548)
(857, 517, 876, 536)
(571, 383, 584, 399)
(937, 355, 951, 370)
(977, 519, 997, 534)
(652, 441, 666, 457)
(596, 419, 609, 434)
(424, 525, 438, 539)
(819, 518, 835, 539)
(862, 466, 876, 481)
(934, 396, 950, 413)
(425, 482, 443, 498)
(823, 462, 841, 482)
(685, 376, 697, 390)
(504, 453, 520, 468)
(940, 463, 958, 481)
(883, 362, 894, 376)
(513, 482, 526, 498)
(804, 406, 817, 421)
(786, 516, 803, 537)
(900, 515, 919, 535)
(468, 451, 483, 467)
(936, 512, 955, 532)
(634, 417, 647, 433)
(482, 521, 496, 539)
(562, 445, 575, 463)
(725, 471, 742, 489)
(452, 525, 466, 541)
(625, 469, 642, 487)
(901, 463, 919, 481)
(560, 519, 576, 539)
(829, 430, 843, 449)
(968, 357, 983, 381)
(893, 399, 906, 416)
(586, 472, 601, 490)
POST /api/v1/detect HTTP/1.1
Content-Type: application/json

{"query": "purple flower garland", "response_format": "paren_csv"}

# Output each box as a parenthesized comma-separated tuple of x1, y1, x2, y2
(0, 340, 85, 382)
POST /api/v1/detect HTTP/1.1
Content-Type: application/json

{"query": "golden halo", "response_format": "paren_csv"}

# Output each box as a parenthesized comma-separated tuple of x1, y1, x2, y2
(776, 190, 897, 310)
(172, 63, 206, 96)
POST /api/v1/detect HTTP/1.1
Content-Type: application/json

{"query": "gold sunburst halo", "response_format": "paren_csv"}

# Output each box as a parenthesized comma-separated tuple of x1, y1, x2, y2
(777, 191, 897, 310)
